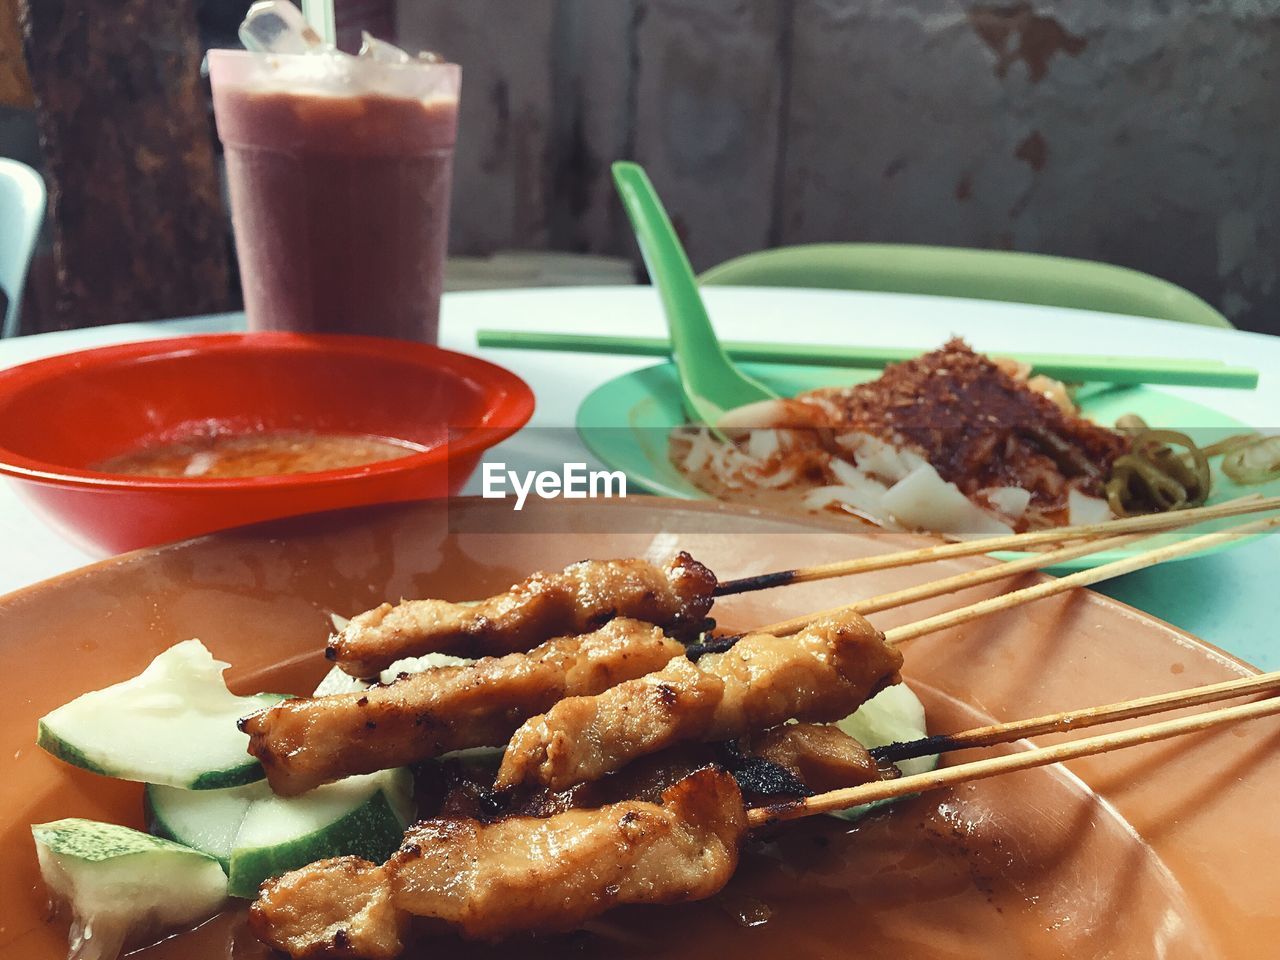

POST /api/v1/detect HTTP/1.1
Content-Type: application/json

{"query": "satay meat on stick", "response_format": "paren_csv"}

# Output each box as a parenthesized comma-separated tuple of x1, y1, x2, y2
(328, 554, 717, 677)
(251, 767, 747, 954)
(244, 619, 686, 796)
(495, 611, 902, 792)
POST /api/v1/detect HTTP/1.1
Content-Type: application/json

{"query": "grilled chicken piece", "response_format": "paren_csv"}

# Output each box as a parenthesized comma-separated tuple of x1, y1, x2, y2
(244, 619, 686, 796)
(328, 553, 717, 677)
(393, 766, 746, 940)
(423, 730, 880, 824)
(250, 857, 406, 960)
(739, 723, 886, 793)
(251, 768, 747, 953)
(496, 613, 902, 791)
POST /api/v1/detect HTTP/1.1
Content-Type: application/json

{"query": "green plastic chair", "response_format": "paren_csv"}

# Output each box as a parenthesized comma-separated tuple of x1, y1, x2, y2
(700, 243, 1233, 329)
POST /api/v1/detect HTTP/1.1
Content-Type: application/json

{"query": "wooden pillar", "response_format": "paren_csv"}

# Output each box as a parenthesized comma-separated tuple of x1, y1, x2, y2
(0, 0, 31, 107)
(20, 0, 230, 331)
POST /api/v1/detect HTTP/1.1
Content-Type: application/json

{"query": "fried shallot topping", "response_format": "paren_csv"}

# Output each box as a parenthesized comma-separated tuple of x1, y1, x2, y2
(799, 338, 1129, 517)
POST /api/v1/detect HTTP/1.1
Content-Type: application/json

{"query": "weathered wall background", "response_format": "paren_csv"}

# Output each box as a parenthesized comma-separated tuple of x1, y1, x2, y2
(398, 0, 1280, 334)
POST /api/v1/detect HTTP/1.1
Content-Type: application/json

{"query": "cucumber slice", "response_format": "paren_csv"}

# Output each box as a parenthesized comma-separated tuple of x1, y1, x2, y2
(144, 781, 253, 869)
(37, 639, 286, 790)
(232, 769, 413, 898)
(146, 767, 413, 898)
(32, 818, 227, 960)
(829, 681, 939, 822)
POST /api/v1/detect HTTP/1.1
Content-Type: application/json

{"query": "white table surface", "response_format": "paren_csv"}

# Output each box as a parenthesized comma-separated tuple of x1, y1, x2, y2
(2, 286, 1278, 667)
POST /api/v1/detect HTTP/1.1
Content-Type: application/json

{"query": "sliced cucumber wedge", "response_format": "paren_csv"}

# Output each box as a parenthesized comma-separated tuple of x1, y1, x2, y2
(146, 767, 413, 898)
(37, 639, 286, 790)
(144, 781, 252, 869)
(33, 818, 227, 960)
(232, 769, 413, 898)
(829, 681, 938, 822)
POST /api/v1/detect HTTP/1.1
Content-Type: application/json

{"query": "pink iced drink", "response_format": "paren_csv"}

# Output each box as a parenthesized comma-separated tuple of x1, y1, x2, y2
(209, 51, 460, 341)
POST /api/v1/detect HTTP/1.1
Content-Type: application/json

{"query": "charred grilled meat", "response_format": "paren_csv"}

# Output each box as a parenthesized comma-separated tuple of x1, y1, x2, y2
(251, 768, 747, 953)
(736, 722, 887, 794)
(495, 612, 902, 791)
(328, 553, 717, 677)
(244, 619, 686, 796)
(249, 857, 407, 960)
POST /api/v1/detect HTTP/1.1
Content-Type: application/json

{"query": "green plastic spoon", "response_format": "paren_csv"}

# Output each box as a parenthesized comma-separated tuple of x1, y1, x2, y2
(611, 161, 776, 426)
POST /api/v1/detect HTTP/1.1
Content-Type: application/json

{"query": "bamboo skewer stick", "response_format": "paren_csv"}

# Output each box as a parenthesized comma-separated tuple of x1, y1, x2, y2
(754, 511, 1278, 638)
(878, 514, 1280, 647)
(713, 494, 1274, 597)
(757, 529, 1147, 637)
(747, 694, 1280, 828)
(874, 669, 1280, 763)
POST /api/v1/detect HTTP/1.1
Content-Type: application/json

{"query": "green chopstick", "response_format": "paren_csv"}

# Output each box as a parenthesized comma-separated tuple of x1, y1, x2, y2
(476, 330, 1259, 389)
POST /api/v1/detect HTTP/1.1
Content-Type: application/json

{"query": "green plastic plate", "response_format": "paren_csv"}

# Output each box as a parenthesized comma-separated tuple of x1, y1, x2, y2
(577, 361, 1272, 571)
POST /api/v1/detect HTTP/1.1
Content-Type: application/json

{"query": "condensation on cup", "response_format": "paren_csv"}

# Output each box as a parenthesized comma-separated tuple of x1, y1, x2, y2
(208, 49, 460, 342)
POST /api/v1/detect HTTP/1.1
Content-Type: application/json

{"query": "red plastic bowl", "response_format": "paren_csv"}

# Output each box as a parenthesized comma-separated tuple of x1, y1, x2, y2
(0, 333, 534, 554)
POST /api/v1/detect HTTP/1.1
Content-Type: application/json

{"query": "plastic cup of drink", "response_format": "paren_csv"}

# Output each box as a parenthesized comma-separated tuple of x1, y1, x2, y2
(208, 50, 460, 341)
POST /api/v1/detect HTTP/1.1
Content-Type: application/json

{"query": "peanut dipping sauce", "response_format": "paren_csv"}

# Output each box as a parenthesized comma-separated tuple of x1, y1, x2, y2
(128, 661, 1199, 960)
(94, 430, 427, 479)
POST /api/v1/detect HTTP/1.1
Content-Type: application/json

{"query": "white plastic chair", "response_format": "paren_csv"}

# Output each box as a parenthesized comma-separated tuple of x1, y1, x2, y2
(0, 158, 47, 338)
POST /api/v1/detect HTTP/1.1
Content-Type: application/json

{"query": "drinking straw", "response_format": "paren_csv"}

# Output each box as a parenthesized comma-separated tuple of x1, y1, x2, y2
(301, 0, 336, 46)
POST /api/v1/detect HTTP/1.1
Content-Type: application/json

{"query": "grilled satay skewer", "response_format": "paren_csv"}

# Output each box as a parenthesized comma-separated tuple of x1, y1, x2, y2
(250, 514, 1278, 801)
(494, 514, 1280, 794)
(242, 619, 686, 796)
(714, 493, 1276, 596)
(328, 496, 1272, 678)
(266, 514, 1277, 798)
(249, 514, 1280, 957)
(248, 583, 927, 796)
(248, 610, 899, 798)
(873, 667, 1280, 765)
(754, 690, 1280, 826)
(759, 512, 1280, 638)
(252, 690, 1280, 956)
(495, 611, 901, 792)
(251, 767, 748, 955)
(328, 553, 717, 677)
